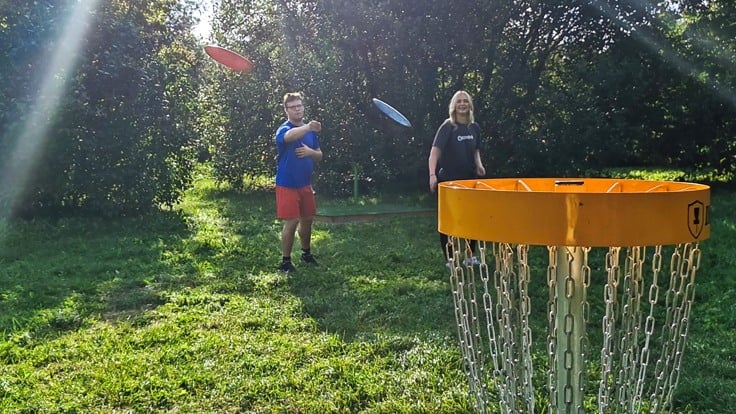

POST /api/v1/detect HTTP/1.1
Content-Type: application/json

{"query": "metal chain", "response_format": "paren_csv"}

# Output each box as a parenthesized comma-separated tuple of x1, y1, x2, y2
(597, 244, 701, 414)
(580, 247, 592, 414)
(632, 245, 663, 412)
(492, 242, 535, 413)
(517, 244, 536, 410)
(562, 248, 576, 412)
(449, 240, 702, 414)
(649, 243, 700, 412)
(563, 249, 575, 412)
(547, 246, 559, 414)
(618, 246, 646, 412)
(448, 236, 487, 412)
(598, 246, 621, 413)
(497, 243, 521, 412)
(450, 239, 535, 413)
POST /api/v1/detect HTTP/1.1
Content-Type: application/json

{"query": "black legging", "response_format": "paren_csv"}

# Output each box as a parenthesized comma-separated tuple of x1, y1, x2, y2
(436, 175, 478, 261)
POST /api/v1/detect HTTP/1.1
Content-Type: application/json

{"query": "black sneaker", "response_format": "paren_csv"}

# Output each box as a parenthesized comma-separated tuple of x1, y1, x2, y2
(280, 261, 297, 273)
(300, 252, 318, 265)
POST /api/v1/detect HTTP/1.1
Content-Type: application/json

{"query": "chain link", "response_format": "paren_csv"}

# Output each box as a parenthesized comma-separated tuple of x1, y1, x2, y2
(449, 239, 702, 414)
(449, 238, 535, 413)
(448, 236, 487, 412)
(547, 246, 559, 413)
(649, 243, 700, 412)
(596, 244, 701, 414)
(599, 246, 620, 412)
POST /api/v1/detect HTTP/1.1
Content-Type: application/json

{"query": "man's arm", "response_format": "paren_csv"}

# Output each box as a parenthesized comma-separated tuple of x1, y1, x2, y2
(284, 121, 321, 143)
(295, 144, 322, 161)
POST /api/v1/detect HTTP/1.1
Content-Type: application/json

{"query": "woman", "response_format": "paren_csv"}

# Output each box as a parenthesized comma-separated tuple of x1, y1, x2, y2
(428, 90, 486, 267)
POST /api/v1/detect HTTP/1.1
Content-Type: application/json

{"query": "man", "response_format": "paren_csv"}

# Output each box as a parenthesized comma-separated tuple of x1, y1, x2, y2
(275, 92, 323, 273)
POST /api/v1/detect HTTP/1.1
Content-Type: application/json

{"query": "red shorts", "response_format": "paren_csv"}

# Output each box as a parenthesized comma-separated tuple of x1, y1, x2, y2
(276, 185, 316, 219)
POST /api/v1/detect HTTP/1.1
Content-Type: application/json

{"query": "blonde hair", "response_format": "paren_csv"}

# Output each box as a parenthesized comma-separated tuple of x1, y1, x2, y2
(448, 90, 474, 125)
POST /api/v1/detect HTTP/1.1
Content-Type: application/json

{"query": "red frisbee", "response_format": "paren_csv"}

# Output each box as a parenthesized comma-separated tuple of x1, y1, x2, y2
(204, 45, 254, 72)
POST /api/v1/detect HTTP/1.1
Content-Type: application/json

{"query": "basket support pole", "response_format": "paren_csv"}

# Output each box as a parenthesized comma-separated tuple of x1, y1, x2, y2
(554, 246, 585, 413)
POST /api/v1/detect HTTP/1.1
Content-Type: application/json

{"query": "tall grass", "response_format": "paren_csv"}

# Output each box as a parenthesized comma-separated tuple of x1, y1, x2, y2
(1, 170, 734, 413)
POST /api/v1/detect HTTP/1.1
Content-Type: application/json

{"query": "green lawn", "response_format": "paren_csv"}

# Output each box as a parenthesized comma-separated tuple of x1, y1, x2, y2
(1, 172, 734, 413)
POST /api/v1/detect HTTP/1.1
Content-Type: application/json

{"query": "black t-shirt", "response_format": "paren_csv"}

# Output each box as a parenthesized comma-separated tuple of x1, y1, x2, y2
(432, 119, 481, 181)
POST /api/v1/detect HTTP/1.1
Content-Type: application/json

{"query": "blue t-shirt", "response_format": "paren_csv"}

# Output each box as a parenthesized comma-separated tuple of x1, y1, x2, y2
(275, 120, 320, 188)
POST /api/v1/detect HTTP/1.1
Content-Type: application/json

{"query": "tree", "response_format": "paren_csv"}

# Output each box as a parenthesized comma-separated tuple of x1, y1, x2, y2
(528, 0, 736, 179)
(0, 0, 202, 217)
(206, 0, 681, 193)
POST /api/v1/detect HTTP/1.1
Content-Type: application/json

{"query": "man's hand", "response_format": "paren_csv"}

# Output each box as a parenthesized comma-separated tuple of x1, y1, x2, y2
(295, 143, 317, 159)
(307, 120, 322, 132)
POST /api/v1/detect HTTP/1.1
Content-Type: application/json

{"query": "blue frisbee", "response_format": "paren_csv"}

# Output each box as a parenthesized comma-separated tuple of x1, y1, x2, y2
(372, 98, 412, 128)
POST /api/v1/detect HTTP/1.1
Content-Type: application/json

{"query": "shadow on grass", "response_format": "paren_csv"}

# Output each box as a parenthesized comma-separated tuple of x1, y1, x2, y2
(286, 217, 460, 341)
(0, 181, 285, 344)
(200, 184, 460, 342)
(170, 186, 462, 349)
(0, 210, 191, 339)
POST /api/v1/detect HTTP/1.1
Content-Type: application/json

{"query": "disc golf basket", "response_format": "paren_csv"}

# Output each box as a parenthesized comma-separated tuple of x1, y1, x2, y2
(438, 178, 711, 414)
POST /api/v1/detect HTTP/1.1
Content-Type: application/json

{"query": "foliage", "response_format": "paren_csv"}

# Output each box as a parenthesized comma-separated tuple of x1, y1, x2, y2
(528, 1, 736, 180)
(0, 0, 201, 218)
(1, 170, 734, 412)
(203, 0, 735, 195)
(3, 0, 736, 217)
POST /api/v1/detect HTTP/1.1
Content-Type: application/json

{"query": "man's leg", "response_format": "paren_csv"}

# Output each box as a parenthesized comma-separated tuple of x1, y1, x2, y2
(281, 218, 299, 257)
(298, 217, 313, 251)
(280, 218, 299, 273)
(298, 216, 318, 264)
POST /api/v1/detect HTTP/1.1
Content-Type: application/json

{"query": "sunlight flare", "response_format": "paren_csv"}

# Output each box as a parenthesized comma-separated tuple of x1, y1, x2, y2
(592, 0, 736, 108)
(0, 0, 100, 219)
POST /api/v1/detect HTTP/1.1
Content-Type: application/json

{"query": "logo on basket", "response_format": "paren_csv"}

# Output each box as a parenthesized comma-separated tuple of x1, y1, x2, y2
(687, 200, 707, 239)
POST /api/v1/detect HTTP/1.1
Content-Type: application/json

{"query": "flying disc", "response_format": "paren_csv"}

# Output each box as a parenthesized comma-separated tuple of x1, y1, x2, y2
(372, 98, 411, 127)
(204, 45, 254, 72)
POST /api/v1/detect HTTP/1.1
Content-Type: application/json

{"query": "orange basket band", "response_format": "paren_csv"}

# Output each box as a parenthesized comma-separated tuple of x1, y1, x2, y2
(438, 178, 711, 247)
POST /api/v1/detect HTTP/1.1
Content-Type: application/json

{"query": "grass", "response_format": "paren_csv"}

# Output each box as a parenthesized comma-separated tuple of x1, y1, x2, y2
(316, 192, 435, 217)
(1, 168, 734, 413)
(317, 202, 434, 217)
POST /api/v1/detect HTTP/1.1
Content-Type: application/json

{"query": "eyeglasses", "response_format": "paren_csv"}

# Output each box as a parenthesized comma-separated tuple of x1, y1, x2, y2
(286, 104, 304, 110)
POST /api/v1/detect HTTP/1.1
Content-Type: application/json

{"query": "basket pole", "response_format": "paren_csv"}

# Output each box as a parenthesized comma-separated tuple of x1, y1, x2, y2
(552, 246, 586, 413)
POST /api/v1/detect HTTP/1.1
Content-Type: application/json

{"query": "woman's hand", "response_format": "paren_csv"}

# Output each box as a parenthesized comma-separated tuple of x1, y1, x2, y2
(476, 164, 486, 177)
